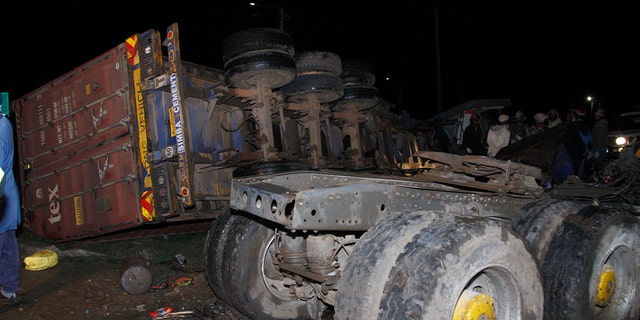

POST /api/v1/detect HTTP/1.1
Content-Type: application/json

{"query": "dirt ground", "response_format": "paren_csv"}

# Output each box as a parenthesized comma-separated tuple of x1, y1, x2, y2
(0, 225, 250, 320)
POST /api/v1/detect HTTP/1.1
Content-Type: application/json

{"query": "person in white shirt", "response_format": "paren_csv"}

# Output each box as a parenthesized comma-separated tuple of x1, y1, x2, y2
(487, 114, 511, 157)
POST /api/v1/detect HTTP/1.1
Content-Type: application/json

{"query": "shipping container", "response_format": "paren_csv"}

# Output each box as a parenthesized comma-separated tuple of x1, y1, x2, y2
(11, 23, 259, 241)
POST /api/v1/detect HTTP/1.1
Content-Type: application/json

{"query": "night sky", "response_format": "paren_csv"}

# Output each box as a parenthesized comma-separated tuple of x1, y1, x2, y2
(3, 1, 639, 120)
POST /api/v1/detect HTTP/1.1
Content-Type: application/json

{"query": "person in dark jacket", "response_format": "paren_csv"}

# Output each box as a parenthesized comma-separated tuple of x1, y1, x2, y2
(462, 114, 487, 156)
(509, 110, 529, 144)
(591, 108, 609, 176)
(563, 109, 592, 178)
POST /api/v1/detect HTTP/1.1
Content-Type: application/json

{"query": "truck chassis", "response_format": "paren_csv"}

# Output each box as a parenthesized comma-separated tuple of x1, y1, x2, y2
(205, 151, 640, 319)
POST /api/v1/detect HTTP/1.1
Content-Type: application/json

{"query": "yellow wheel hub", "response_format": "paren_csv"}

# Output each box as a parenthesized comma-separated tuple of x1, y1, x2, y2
(595, 264, 616, 307)
(453, 289, 496, 320)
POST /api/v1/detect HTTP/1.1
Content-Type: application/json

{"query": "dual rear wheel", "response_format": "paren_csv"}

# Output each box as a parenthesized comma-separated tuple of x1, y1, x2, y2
(205, 201, 640, 319)
(513, 199, 640, 320)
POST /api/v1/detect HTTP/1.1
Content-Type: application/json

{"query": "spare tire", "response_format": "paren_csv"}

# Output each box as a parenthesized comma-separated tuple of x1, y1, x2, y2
(232, 160, 312, 178)
(281, 73, 343, 104)
(331, 85, 379, 111)
(294, 51, 342, 76)
(224, 51, 296, 89)
(222, 27, 294, 63)
(341, 60, 376, 87)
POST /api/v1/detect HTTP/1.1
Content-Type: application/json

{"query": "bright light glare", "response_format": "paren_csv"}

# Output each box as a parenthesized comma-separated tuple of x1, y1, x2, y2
(615, 137, 628, 146)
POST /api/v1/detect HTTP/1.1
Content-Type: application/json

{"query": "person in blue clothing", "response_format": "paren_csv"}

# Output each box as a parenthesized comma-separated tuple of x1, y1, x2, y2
(0, 94, 21, 302)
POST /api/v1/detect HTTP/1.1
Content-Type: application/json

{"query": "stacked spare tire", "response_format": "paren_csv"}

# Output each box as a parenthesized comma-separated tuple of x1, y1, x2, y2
(332, 59, 379, 112)
(222, 27, 296, 90)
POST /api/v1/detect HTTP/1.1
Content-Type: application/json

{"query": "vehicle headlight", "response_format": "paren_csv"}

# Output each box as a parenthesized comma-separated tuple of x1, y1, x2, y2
(615, 136, 628, 146)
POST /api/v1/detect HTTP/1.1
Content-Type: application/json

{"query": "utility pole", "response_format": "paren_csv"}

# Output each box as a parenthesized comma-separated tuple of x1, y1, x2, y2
(278, 8, 285, 30)
(434, 6, 442, 114)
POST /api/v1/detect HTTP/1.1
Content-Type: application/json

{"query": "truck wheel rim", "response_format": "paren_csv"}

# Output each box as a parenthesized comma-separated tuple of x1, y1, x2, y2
(595, 264, 616, 307)
(453, 289, 496, 320)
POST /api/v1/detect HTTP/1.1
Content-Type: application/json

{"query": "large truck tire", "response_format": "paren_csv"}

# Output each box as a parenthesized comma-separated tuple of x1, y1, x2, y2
(203, 211, 238, 305)
(224, 51, 296, 90)
(214, 212, 322, 319)
(232, 160, 312, 178)
(280, 73, 344, 104)
(511, 198, 584, 263)
(222, 27, 294, 64)
(340, 60, 376, 87)
(336, 212, 543, 320)
(293, 51, 342, 76)
(541, 205, 640, 320)
(331, 85, 379, 112)
(335, 210, 439, 319)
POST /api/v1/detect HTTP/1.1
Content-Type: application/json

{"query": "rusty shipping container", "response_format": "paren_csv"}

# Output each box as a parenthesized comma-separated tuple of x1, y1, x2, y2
(11, 23, 257, 242)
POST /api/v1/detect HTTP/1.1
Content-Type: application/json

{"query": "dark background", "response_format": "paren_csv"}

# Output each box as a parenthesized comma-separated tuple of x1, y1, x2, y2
(3, 1, 639, 120)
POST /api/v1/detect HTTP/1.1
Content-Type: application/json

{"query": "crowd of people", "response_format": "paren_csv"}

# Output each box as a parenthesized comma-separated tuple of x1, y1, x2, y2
(462, 107, 609, 185)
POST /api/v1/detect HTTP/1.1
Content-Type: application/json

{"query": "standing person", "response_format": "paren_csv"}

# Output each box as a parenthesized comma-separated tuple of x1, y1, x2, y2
(0, 99, 21, 303)
(462, 114, 487, 156)
(547, 109, 562, 128)
(566, 108, 577, 122)
(563, 108, 591, 178)
(591, 108, 609, 176)
(487, 114, 511, 157)
(510, 110, 529, 144)
(529, 112, 548, 135)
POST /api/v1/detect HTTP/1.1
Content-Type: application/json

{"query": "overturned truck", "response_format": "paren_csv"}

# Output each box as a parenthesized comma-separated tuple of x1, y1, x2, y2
(9, 23, 397, 241)
(205, 149, 640, 319)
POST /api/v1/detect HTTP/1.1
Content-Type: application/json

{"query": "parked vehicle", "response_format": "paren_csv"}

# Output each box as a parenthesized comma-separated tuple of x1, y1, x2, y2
(608, 109, 640, 159)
